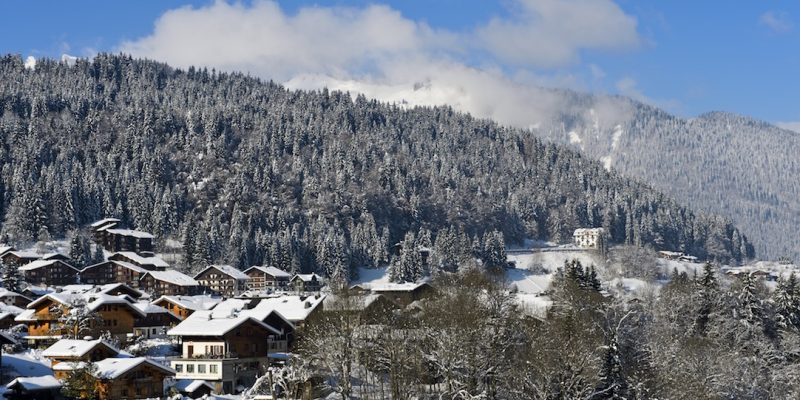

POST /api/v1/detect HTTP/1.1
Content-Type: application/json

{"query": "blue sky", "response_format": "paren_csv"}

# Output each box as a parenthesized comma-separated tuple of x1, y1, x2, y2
(1, 0, 798, 127)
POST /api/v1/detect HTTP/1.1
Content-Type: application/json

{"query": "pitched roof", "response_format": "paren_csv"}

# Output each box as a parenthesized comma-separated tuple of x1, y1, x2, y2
(292, 273, 323, 282)
(82, 260, 148, 274)
(42, 338, 119, 358)
(0, 288, 31, 301)
(246, 294, 326, 322)
(167, 311, 280, 337)
(0, 246, 15, 256)
(245, 266, 292, 278)
(196, 265, 249, 281)
(90, 218, 121, 228)
(86, 294, 146, 317)
(143, 270, 199, 286)
(19, 259, 79, 272)
(112, 252, 169, 268)
(104, 228, 154, 239)
(173, 379, 215, 393)
(5, 250, 42, 259)
(153, 294, 222, 311)
(6, 375, 61, 391)
(93, 357, 175, 380)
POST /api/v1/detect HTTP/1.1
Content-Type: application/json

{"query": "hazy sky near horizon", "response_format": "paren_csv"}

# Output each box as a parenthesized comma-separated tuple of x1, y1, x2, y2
(2, 0, 799, 129)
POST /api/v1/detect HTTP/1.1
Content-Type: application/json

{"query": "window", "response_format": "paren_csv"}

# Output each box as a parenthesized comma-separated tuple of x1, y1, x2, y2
(209, 364, 218, 374)
(186, 364, 194, 373)
(175, 364, 183, 373)
(198, 364, 206, 373)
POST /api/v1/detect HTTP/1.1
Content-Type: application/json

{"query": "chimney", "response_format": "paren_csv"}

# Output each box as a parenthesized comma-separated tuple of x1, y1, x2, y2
(304, 301, 311, 309)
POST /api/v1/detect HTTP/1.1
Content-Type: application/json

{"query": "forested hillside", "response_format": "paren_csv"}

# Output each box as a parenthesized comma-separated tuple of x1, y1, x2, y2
(535, 96, 800, 261)
(0, 54, 752, 278)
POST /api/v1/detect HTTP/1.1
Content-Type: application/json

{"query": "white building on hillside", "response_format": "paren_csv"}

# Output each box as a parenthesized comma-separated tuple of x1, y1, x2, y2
(573, 228, 607, 253)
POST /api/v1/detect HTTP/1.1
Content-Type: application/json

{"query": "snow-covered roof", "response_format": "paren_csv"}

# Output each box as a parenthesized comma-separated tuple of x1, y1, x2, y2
(14, 309, 36, 322)
(153, 294, 222, 311)
(86, 294, 146, 317)
(173, 379, 214, 393)
(0, 303, 24, 318)
(104, 228, 154, 239)
(324, 293, 387, 311)
(42, 252, 69, 260)
(196, 265, 250, 281)
(168, 311, 280, 337)
(354, 281, 431, 292)
(292, 273, 323, 282)
(90, 218, 121, 228)
(6, 375, 61, 391)
(573, 228, 605, 235)
(83, 260, 148, 274)
(6, 250, 42, 259)
(93, 357, 175, 380)
(245, 266, 292, 278)
(112, 252, 169, 268)
(0, 331, 17, 345)
(22, 285, 54, 296)
(133, 301, 179, 319)
(0, 288, 30, 300)
(19, 259, 78, 272)
(143, 270, 199, 286)
(0, 245, 14, 255)
(245, 294, 326, 322)
(42, 338, 119, 358)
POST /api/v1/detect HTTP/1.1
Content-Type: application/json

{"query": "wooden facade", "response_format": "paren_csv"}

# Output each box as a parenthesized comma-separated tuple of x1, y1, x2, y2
(80, 260, 147, 287)
(94, 358, 175, 400)
(194, 265, 249, 298)
(97, 229, 154, 255)
(20, 260, 80, 286)
(244, 266, 291, 291)
(139, 271, 199, 297)
(1, 251, 41, 266)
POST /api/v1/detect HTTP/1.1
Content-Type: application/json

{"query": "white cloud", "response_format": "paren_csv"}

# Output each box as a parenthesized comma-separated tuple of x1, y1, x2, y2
(759, 11, 793, 33)
(476, 0, 640, 68)
(615, 76, 680, 111)
(776, 121, 800, 133)
(119, 0, 644, 130)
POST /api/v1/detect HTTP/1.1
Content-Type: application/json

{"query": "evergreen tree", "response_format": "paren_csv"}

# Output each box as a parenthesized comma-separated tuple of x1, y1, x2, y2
(2, 261, 22, 293)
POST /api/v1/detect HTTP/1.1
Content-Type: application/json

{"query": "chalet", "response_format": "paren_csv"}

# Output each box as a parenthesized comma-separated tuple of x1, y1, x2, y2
(2, 250, 42, 266)
(171, 379, 215, 398)
(42, 338, 120, 379)
(351, 281, 435, 307)
(323, 293, 399, 322)
(133, 301, 181, 338)
(93, 357, 176, 399)
(0, 303, 25, 329)
(168, 312, 282, 394)
(15, 291, 145, 345)
(109, 251, 169, 270)
(19, 259, 80, 286)
(99, 228, 155, 256)
(152, 294, 222, 320)
(5, 375, 61, 400)
(244, 266, 292, 291)
(20, 285, 53, 300)
(210, 298, 297, 348)
(194, 265, 250, 298)
(80, 260, 148, 287)
(0, 245, 15, 257)
(139, 269, 200, 297)
(0, 288, 32, 307)
(291, 273, 324, 292)
(573, 228, 607, 252)
(233, 293, 325, 327)
(90, 217, 120, 236)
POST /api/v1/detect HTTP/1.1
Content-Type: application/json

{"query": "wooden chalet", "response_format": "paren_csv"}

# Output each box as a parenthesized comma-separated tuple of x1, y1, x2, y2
(194, 265, 250, 298)
(19, 259, 80, 286)
(108, 251, 169, 270)
(4, 375, 61, 400)
(351, 281, 435, 307)
(97, 228, 155, 256)
(43, 338, 120, 379)
(171, 379, 215, 398)
(93, 357, 175, 400)
(244, 266, 292, 291)
(80, 260, 148, 287)
(291, 273, 324, 292)
(133, 301, 181, 338)
(0, 288, 32, 308)
(152, 295, 222, 320)
(139, 270, 200, 297)
(1, 250, 41, 266)
(15, 291, 146, 345)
